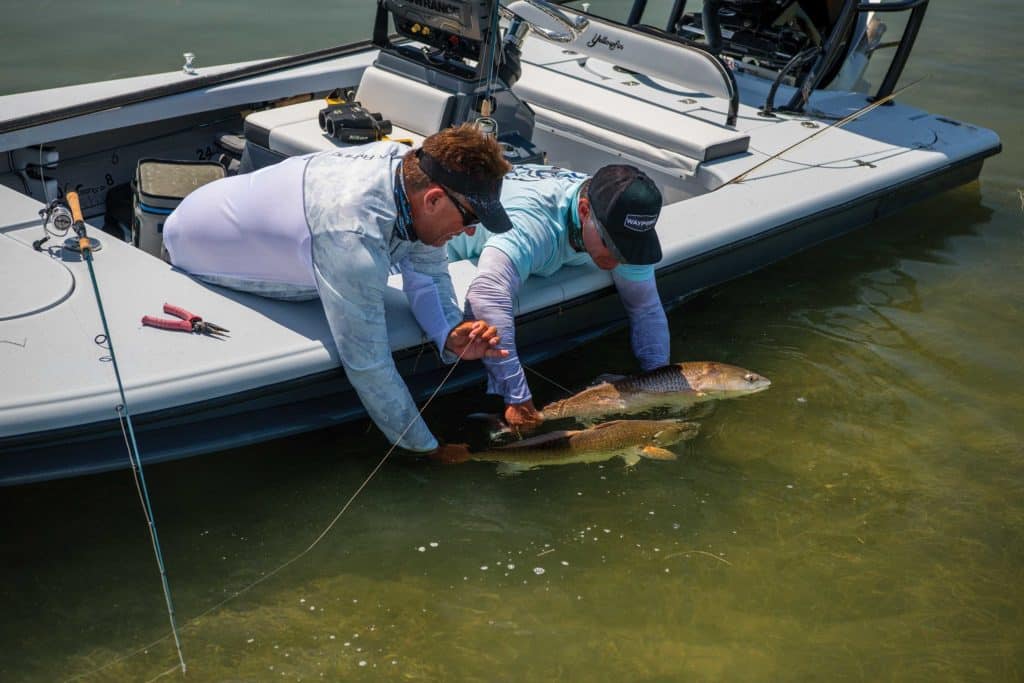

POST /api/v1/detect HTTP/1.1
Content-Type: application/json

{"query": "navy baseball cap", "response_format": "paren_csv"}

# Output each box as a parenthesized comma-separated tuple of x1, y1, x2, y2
(416, 149, 513, 233)
(588, 165, 663, 265)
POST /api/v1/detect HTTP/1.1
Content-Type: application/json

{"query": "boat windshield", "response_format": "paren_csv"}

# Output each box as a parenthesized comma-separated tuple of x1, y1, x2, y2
(827, 8, 915, 94)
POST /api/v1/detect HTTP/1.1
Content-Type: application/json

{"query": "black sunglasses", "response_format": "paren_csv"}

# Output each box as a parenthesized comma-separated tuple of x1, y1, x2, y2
(439, 185, 479, 228)
(589, 213, 627, 264)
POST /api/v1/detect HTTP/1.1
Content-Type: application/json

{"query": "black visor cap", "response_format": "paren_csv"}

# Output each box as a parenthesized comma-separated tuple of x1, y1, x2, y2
(416, 149, 513, 233)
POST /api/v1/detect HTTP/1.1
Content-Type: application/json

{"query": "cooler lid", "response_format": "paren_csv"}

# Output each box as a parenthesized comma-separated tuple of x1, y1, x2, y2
(136, 159, 226, 206)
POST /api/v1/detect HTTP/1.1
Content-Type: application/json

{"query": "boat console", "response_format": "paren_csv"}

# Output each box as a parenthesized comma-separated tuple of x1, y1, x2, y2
(241, 0, 541, 170)
(377, 0, 498, 70)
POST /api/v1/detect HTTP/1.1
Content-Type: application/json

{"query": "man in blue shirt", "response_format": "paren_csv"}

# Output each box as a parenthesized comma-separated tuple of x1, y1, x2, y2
(447, 164, 668, 430)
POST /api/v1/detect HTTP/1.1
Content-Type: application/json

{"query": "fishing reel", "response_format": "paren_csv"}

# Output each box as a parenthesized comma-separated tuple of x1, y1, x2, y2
(33, 198, 74, 251)
(33, 196, 101, 253)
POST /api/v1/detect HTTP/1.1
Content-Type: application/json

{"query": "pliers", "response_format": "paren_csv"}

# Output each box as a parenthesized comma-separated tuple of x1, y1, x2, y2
(142, 303, 230, 339)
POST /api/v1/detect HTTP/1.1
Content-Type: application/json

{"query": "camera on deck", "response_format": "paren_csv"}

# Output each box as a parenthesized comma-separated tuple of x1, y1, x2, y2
(319, 103, 393, 144)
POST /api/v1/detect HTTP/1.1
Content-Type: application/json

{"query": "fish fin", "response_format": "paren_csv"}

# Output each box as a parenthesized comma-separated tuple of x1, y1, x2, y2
(682, 402, 717, 420)
(592, 373, 626, 385)
(496, 462, 533, 476)
(621, 452, 642, 468)
(640, 446, 678, 461)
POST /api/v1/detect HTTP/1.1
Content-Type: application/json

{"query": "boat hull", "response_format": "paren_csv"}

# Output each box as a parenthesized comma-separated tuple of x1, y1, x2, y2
(0, 147, 995, 486)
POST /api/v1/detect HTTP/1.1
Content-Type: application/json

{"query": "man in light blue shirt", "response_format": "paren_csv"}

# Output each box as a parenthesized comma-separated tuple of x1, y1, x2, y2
(447, 164, 668, 430)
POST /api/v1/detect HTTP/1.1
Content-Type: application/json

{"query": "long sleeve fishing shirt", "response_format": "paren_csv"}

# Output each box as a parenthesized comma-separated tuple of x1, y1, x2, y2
(164, 141, 461, 451)
(446, 165, 669, 405)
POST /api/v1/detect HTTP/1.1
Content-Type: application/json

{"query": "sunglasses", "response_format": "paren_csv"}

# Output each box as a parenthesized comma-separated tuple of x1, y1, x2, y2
(590, 213, 627, 264)
(439, 185, 479, 228)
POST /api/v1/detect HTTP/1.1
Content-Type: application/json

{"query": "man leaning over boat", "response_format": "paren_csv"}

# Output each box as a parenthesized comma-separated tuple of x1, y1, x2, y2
(162, 124, 513, 461)
(447, 164, 668, 431)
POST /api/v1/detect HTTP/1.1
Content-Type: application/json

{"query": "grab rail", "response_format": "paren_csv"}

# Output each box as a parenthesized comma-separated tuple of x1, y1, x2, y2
(619, 0, 929, 113)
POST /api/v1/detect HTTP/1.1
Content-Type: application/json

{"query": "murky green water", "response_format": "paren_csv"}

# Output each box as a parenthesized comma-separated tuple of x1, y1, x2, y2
(2, 1, 1022, 681)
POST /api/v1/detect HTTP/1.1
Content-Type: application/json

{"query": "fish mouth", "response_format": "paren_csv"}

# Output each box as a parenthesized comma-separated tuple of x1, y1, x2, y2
(746, 379, 772, 393)
(705, 377, 771, 397)
(744, 373, 772, 391)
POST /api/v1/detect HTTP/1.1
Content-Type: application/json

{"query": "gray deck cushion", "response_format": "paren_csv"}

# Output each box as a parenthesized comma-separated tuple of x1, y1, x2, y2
(514, 62, 749, 163)
(243, 99, 424, 158)
(356, 65, 455, 136)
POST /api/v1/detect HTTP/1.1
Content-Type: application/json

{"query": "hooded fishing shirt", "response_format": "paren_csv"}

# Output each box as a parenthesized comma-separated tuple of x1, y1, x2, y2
(164, 141, 461, 451)
(446, 164, 669, 405)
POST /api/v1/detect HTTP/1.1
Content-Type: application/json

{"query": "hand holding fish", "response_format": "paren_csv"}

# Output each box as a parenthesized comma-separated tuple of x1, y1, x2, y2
(504, 400, 543, 432)
(445, 320, 509, 360)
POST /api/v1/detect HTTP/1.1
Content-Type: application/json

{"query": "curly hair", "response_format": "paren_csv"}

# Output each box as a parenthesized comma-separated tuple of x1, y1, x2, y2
(403, 123, 511, 193)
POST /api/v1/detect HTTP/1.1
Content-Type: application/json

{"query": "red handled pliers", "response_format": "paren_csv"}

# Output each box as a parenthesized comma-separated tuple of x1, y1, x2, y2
(142, 303, 230, 339)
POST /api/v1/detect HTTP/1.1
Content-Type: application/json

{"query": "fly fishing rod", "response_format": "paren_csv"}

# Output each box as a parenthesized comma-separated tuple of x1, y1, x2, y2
(65, 323, 480, 681)
(719, 77, 926, 188)
(65, 192, 187, 674)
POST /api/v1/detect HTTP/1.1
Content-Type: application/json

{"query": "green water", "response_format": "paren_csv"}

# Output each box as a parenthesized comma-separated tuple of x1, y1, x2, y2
(2, 1, 1023, 681)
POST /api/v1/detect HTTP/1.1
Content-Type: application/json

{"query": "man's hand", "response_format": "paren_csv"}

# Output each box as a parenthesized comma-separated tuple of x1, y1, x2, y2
(427, 442, 473, 464)
(445, 321, 510, 360)
(504, 400, 543, 432)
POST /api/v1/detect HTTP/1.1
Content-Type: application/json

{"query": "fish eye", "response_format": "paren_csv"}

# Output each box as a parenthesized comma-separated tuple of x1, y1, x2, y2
(745, 373, 757, 382)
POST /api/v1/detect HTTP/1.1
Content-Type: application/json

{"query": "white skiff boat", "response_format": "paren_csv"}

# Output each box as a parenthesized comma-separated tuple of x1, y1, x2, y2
(0, 0, 1001, 485)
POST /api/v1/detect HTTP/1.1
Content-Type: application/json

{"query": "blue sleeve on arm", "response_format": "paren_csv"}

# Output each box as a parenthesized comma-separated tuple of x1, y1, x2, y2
(464, 247, 533, 404)
(613, 269, 670, 371)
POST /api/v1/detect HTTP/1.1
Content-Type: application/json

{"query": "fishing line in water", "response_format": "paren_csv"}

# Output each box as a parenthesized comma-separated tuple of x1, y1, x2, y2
(66, 207, 188, 676)
(524, 363, 573, 396)
(66, 345, 471, 682)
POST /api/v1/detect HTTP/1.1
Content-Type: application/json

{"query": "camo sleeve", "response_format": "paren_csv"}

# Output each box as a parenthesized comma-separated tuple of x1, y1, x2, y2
(312, 229, 438, 452)
(398, 245, 463, 364)
(613, 270, 669, 371)
(464, 246, 532, 405)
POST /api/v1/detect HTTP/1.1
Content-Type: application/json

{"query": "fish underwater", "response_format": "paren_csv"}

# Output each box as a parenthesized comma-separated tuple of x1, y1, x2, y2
(540, 361, 771, 423)
(437, 419, 699, 475)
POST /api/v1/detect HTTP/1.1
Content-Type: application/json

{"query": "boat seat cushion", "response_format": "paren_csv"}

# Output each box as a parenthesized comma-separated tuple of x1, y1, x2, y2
(241, 98, 425, 164)
(530, 103, 701, 178)
(355, 65, 455, 137)
(513, 62, 749, 163)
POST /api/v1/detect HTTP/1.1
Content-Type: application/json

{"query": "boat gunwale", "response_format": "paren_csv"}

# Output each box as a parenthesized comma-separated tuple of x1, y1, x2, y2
(0, 38, 389, 136)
